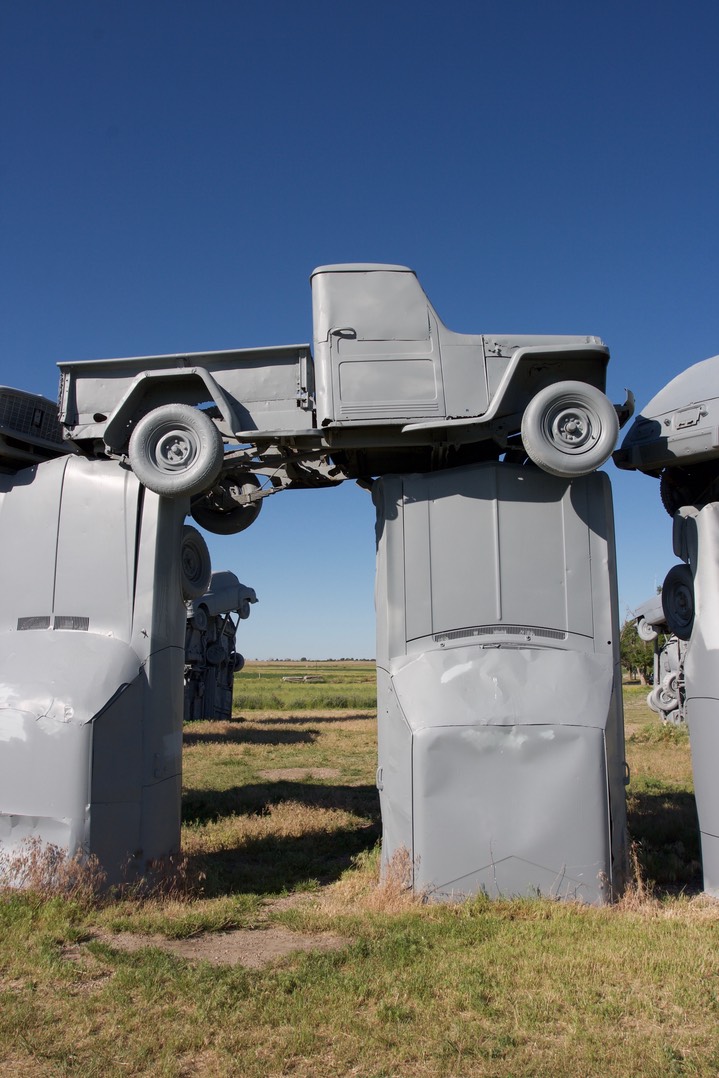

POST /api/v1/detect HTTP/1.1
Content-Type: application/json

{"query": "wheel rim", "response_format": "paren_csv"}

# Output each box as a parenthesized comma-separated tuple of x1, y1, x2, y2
(662, 565, 695, 639)
(545, 402, 599, 455)
(668, 584, 693, 631)
(151, 424, 201, 473)
(182, 542, 205, 588)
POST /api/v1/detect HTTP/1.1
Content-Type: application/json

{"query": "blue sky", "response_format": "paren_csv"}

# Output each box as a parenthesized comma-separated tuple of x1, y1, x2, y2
(2, 1, 718, 658)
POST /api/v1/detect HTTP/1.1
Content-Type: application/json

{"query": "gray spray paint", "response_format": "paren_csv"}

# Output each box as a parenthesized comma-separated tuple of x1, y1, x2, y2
(633, 595, 686, 724)
(670, 505, 719, 893)
(373, 462, 627, 904)
(184, 571, 257, 722)
(618, 353, 719, 895)
(0, 456, 188, 882)
(0, 265, 632, 893)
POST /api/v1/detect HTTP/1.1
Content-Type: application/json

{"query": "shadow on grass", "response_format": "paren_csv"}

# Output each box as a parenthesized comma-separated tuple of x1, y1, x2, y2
(183, 727, 320, 748)
(236, 712, 377, 725)
(187, 820, 381, 897)
(627, 788, 703, 893)
(183, 780, 381, 826)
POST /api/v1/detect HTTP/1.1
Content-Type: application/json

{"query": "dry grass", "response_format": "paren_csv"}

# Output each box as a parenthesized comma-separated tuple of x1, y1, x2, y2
(3, 672, 719, 1076)
(0, 838, 107, 905)
(317, 846, 426, 917)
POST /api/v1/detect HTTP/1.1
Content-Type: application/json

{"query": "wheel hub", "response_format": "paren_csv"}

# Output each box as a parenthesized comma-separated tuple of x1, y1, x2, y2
(153, 427, 200, 472)
(673, 585, 693, 624)
(551, 406, 595, 450)
(182, 546, 203, 583)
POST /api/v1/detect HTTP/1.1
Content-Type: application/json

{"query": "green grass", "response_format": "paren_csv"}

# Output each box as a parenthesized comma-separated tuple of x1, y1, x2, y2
(2, 670, 718, 1077)
(623, 681, 700, 891)
(233, 660, 378, 710)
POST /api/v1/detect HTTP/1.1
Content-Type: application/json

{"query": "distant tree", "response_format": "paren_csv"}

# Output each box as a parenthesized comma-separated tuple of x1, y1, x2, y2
(619, 617, 655, 684)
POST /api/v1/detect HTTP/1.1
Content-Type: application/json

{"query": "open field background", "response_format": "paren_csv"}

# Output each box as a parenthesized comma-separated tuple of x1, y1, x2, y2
(2, 667, 718, 1076)
(233, 662, 378, 712)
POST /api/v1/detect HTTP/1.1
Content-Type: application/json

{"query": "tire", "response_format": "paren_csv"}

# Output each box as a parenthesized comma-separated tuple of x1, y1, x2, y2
(660, 469, 690, 517)
(206, 643, 226, 666)
(648, 685, 678, 715)
(180, 525, 212, 601)
(636, 617, 658, 643)
(662, 564, 695, 641)
(661, 671, 679, 697)
(660, 465, 715, 517)
(128, 404, 223, 497)
(191, 473, 263, 535)
(190, 604, 208, 632)
(520, 381, 619, 478)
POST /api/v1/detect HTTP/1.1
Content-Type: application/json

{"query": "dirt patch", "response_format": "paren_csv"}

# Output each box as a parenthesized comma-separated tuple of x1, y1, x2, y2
(87, 926, 347, 968)
(258, 767, 340, 781)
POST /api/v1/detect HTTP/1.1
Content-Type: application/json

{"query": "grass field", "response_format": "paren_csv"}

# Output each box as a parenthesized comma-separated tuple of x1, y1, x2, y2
(233, 661, 378, 711)
(1, 666, 718, 1076)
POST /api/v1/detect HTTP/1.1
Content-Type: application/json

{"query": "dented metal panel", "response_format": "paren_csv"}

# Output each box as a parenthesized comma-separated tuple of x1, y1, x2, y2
(413, 722, 610, 901)
(374, 461, 627, 904)
(0, 456, 188, 882)
(389, 647, 613, 730)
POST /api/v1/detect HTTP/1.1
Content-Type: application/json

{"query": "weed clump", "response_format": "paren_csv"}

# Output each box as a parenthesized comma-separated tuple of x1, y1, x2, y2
(0, 837, 106, 906)
(322, 845, 426, 915)
(615, 840, 660, 912)
(0, 839, 206, 910)
(627, 722, 689, 745)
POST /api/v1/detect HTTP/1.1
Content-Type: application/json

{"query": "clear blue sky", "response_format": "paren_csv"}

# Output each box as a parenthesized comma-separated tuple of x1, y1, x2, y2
(2, 1, 718, 658)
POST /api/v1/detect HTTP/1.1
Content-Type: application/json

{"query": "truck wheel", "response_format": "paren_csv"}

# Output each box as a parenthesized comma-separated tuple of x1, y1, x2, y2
(128, 404, 223, 497)
(190, 604, 208, 631)
(661, 671, 679, 697)
(180, 525, 212, 601)
(636, 617, 658, 643)
(662, 564, 695, 641)
(191, 473, 263, 535)
(520, 381, 619, 478)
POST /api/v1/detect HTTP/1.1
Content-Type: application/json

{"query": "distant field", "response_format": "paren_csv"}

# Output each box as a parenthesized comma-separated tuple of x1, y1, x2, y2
(2, 676, 718, 1077)
(234, 659, 377, 711)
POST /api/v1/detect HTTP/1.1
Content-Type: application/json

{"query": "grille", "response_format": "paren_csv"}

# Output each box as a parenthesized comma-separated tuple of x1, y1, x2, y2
(0, 391, 64, 445)
(17, 616, 51, 631)
(17, 615, 90, 631)
(54, 616, 90, 631)
(433, 624, 567, 644)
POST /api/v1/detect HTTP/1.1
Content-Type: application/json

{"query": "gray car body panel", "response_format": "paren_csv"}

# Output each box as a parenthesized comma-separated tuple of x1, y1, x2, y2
(0, 386, 69, 468)
(311, 264, 608, 429)
(373, 462, 627, 904)
(615, 353, 719, 473)
(0, 455, 188, 882)
(670, 504, 719, 893)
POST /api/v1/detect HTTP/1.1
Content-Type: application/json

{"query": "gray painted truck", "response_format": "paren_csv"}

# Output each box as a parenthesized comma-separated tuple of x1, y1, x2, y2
(57, 264, 627, 533)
